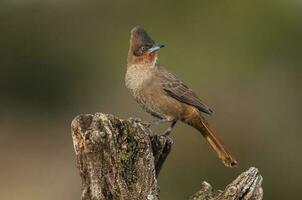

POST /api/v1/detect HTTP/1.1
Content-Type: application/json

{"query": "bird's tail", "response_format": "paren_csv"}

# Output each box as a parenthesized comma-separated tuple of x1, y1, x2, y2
(184, 112, 237, 167)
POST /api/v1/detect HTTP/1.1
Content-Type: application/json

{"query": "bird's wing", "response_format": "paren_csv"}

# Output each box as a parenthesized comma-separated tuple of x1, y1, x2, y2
(158, 66, 213, 115)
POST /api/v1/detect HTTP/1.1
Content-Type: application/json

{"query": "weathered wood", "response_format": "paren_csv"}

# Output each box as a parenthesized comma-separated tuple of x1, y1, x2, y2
(190, 167, 263, 200)
(71, 113, 263, 200)
(71, 113, 172, 200)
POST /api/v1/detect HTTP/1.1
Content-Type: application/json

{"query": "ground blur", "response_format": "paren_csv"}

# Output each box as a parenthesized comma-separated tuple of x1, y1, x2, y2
(1, 1, 301, 199)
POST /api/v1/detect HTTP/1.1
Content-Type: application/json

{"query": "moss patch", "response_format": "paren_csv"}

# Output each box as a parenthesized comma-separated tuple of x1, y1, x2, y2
(118, 121, 140, 189)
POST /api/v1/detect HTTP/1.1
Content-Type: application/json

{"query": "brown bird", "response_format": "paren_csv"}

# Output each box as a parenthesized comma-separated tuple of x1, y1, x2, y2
(125, 26, 237, 167)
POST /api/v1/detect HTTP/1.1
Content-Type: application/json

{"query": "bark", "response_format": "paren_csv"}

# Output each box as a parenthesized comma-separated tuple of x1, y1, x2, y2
(71, 113, 263, 200)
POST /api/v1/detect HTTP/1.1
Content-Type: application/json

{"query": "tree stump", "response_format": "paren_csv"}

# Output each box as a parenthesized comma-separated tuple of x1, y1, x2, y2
(71, 113, 263, 200)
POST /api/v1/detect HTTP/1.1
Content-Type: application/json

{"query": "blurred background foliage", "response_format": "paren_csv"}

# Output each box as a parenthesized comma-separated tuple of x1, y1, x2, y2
(0, 0, 301, 199)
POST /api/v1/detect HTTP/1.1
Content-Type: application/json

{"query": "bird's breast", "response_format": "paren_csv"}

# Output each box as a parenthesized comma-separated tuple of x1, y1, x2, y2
(125, 65, 154, 93)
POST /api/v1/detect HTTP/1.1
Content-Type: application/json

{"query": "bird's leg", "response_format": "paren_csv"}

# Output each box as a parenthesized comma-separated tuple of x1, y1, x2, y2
(140, 118, 169, 127)
(160, 120, 177, 136)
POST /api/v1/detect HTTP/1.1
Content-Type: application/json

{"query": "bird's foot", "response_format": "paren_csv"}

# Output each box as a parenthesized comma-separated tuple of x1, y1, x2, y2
(141, 118, 170, 128)
(129, 118, 170, 128)
(129, 117, 152, 128)
(129, 117, 142, 123)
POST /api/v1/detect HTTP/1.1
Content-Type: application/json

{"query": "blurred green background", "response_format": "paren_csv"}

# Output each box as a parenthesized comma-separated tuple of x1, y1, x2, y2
(1, 0, 301, 199)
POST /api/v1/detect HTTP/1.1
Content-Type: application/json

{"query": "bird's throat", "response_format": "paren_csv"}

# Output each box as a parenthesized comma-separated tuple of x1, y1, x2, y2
(129, 52, 157, 66)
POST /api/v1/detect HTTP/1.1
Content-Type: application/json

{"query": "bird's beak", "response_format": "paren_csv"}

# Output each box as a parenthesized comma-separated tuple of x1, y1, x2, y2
(148, 44, 164, 53)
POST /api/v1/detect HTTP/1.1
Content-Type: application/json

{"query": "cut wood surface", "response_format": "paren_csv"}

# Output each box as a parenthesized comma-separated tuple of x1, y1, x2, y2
(71, 113, 263, 200)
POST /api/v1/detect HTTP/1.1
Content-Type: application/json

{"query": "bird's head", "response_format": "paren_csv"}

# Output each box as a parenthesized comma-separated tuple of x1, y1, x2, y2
(128, 26, 164, 65)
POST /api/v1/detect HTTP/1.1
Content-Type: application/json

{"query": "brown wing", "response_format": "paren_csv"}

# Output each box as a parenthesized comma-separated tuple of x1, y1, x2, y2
(159, 67, 213, 115)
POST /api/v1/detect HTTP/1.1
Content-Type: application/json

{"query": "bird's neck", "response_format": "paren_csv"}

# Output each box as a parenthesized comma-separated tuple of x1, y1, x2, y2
(127, 52, 158, 67)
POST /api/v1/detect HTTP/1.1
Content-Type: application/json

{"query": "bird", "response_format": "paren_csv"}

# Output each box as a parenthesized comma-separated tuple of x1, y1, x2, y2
(125, 26, 237, 167)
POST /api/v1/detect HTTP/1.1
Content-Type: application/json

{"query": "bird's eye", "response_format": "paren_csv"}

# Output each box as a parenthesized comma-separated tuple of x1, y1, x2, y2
(141, 46, 146, 51)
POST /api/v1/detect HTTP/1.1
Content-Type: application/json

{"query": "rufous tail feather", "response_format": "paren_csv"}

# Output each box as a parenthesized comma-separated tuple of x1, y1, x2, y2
(196, 117, 237, 167)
